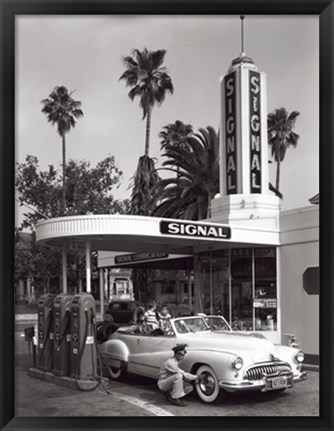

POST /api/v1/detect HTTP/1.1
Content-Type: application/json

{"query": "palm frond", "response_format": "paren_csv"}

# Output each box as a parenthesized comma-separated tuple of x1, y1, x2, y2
(151, 126, 219, 221)
(120, 47, 173, 131)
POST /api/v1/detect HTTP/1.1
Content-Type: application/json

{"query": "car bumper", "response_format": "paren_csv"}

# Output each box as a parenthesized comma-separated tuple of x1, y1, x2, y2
(219, 371, 307, 393)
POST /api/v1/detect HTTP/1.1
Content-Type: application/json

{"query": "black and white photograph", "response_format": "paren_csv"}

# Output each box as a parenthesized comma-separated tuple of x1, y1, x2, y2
(11, 11, 322, 421)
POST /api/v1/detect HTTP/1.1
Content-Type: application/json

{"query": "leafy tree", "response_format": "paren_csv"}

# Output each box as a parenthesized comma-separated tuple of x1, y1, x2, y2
(267, 107, 300, 192)
(15, 155, 129, 295)
(15, 229, 61, 298)
(152, 126, 219, 220)
(30, 237, 62, 294)
(16, 155, 127, 229)
(41, 85, 84, 215)
(15, 230, 35, 284)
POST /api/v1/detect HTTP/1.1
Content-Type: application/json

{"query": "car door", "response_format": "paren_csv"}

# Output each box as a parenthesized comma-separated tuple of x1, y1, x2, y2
(133, 324, 177, 378)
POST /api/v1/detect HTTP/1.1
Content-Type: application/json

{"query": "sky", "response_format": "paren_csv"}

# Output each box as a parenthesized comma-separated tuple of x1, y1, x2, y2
(15, 15, 319, 226)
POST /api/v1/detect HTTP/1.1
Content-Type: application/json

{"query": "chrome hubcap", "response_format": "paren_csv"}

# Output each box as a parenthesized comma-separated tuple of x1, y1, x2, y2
(199, 372, 215, 395)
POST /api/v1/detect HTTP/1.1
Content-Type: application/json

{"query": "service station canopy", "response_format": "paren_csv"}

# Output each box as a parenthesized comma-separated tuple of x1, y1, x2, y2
(36, 214, 280, 257)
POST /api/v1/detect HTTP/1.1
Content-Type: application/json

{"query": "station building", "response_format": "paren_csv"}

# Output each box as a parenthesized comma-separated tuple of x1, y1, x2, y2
(36, 51, 319, 365)
(97, 52, 319, 363)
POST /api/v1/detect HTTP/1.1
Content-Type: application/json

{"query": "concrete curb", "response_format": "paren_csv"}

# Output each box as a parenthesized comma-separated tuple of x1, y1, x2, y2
(28, 367, 106, 391)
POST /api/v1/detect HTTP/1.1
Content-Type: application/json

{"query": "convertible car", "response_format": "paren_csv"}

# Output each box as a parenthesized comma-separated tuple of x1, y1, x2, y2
(99, 315, 307, 404)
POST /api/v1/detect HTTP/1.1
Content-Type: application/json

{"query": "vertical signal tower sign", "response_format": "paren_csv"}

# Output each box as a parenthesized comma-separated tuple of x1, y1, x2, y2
(212, 17, 280, 228)
(220, 18, 269, 197)
(224, 71, 237, 194)
(249, 70, 262, 193)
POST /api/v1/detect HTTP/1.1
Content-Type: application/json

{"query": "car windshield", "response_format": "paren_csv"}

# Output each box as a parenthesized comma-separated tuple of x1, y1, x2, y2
(204, 316, 232, 331)
(173, 317, 210, 334)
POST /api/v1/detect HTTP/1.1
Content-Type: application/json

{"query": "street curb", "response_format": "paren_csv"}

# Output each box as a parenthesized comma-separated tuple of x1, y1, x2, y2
(28, 367, 104, 391)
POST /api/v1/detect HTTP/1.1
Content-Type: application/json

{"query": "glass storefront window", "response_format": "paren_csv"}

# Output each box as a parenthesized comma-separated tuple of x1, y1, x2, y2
(231, 248, 253, 331)
(254, 248, 277, 331)
(197, 247, 277, 331)
(198, 251, 230, 317)
(213, 256, 230, 320)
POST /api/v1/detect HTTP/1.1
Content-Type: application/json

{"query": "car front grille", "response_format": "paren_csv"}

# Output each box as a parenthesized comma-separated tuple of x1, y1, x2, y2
(245, 362, 292, 380)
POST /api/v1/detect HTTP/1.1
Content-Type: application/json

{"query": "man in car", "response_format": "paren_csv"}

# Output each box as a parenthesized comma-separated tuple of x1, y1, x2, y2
(157, 344, 198, 407)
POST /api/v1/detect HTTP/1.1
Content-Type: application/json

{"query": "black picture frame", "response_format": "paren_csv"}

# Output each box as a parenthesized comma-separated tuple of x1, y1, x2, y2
(1, 1, 333, 430)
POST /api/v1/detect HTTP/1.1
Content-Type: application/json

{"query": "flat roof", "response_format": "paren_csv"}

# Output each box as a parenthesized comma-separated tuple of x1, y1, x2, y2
(36, 214, 280, 257)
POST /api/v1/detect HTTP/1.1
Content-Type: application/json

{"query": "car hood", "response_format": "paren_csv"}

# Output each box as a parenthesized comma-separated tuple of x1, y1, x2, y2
(181, 331, 279, 362)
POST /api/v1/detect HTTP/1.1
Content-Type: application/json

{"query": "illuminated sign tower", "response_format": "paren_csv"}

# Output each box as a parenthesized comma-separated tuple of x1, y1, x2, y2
(211, 17, 280, 228)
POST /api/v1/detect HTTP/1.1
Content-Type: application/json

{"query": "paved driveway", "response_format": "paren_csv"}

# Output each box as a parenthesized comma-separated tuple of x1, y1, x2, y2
(15, 331, 319, 417)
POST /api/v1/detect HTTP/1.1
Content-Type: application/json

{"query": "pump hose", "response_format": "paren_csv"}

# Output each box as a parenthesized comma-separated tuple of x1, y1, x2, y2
(38, 310, 54, 370)
(48, 311, 71, 375)
(92, 315, 111, 395)
(74, 309, 101, 392)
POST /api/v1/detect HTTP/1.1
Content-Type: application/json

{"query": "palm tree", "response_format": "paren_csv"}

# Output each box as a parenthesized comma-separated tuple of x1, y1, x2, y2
(159, 120, 193, 178)
(120, 48, 173, 217)
(130, 156, 160, 216)
(151, 126, 219, 220)
(120, 48, 174, 157)
(267, 107, 300, 192)
(41, 86, 83, 215)
(120, 48, 173, 304)
(159, 120, 193, 151)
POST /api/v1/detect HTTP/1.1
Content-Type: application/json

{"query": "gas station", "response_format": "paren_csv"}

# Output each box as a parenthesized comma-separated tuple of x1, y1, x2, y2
(27, 39, 319, 390)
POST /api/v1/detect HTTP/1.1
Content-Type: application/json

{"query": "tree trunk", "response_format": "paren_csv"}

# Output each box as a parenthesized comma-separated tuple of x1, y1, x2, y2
(206, 192, 212, 219)
(46, 277, 50, 294)
(275, 160, 281, 191)
(144, 106, 152, 157)
(62, 134, 66, 215)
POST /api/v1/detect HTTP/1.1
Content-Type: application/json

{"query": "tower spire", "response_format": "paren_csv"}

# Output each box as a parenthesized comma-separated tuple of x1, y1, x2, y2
(240, 15, 245, 55)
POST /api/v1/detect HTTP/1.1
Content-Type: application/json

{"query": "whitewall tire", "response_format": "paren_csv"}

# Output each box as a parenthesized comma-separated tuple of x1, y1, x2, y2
(195, 365, 223, 403)
(108, 365, 123, 380)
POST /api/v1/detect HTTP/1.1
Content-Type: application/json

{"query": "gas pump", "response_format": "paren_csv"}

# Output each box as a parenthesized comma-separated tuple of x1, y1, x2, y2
(70, 293, 98, 388)
(37, 293, 56, 371)
(52, 293, 73, 376)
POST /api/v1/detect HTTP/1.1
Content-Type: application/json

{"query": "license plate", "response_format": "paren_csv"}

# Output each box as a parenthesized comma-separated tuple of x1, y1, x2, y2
(271, 376, 288, 389)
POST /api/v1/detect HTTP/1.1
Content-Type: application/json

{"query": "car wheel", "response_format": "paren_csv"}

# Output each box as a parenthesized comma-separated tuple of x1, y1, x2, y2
(195, 365, 223, 403)
(108, 366, 123, 380)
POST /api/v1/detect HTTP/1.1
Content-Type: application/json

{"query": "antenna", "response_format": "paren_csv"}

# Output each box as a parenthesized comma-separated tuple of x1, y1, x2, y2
(240, 15, 245, 54)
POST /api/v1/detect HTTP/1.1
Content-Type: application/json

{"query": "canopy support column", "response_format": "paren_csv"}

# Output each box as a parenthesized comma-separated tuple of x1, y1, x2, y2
(86, 239, 91, 293)
(99, 268, 104, 316)
(62, 241, 67, 293)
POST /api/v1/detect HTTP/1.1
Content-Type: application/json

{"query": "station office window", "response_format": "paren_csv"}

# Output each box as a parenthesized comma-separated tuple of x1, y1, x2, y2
(197, 247, 277, 331)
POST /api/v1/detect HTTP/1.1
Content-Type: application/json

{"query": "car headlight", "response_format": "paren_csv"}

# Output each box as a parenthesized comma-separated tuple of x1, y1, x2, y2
(295, 351, 305, 363)
(231, 356, 243, 370)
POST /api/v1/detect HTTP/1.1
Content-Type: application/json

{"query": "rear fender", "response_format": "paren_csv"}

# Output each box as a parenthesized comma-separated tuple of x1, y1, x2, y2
(99, 339, 129, 363)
